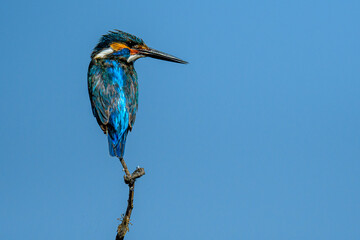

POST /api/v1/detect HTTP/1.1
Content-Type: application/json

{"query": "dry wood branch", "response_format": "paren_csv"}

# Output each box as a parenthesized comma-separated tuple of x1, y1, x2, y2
(116, 158, 145, 240)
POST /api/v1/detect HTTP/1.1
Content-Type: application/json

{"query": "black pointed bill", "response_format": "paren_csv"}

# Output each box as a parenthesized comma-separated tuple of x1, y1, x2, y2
(138, 48, 188, 64)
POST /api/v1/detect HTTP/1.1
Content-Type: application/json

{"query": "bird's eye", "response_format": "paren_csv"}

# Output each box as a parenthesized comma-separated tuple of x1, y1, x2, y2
(132, 44, 148, 50)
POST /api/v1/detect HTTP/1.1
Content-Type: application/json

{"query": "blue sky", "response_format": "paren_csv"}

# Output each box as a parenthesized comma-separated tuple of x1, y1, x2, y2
(1, 0, 360, 239)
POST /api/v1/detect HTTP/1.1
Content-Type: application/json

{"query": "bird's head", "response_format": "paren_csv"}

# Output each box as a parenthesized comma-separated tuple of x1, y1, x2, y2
(91, 30, 187, 64)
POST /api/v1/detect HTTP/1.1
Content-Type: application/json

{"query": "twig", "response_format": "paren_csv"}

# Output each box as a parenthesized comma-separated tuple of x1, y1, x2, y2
(119, 157, 131, 179)
(116, 158, 145, 240)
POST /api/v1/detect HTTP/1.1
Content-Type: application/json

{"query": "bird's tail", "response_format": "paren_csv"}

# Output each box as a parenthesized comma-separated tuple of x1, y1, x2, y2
(108, 132, 128, 158)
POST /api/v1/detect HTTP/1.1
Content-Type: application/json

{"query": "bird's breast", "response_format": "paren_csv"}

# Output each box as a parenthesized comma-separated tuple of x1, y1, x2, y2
(104, 60, 138, 123)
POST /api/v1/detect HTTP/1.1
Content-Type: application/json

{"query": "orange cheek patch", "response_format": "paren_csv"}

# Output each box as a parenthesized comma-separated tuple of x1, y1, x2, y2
(110, 42, 129, 51)
(111, 42, 148, 55)
(130, 49, 139, 55)
(130, 44, 149, 54)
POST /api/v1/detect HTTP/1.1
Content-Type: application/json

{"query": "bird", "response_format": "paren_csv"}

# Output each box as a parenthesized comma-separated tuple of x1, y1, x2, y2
(88, 30, 187, 159)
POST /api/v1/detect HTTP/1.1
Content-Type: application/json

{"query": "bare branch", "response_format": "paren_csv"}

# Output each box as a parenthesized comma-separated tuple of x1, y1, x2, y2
(116, 158, 145, 240)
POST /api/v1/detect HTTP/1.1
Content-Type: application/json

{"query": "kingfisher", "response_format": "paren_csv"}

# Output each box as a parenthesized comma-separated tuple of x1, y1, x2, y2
(88, 30, 187, 159)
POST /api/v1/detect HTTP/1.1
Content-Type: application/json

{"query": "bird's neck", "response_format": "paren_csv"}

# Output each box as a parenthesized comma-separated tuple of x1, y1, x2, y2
(94, 58, 132, 68)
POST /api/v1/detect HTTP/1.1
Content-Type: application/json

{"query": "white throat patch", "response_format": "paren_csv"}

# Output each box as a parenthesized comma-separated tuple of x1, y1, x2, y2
(127, 54, 145, 63)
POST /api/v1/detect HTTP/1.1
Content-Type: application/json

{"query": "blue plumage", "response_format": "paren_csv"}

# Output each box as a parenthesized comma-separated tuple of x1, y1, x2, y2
(88, 30, 187, 158)
(88, 59, 138, 157)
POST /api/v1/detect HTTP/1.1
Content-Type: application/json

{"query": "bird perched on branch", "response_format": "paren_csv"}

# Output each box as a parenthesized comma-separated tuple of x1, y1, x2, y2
(88, 30, 187, 158)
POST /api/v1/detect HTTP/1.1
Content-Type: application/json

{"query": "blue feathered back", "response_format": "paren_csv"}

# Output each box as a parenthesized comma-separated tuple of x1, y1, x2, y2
(88, 59, 138, 157)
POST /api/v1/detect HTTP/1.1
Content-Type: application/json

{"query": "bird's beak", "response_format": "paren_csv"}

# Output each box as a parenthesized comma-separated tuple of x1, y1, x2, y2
(137, 48, 188, 64)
